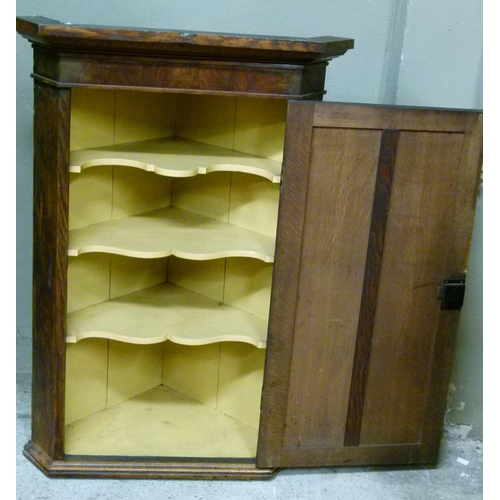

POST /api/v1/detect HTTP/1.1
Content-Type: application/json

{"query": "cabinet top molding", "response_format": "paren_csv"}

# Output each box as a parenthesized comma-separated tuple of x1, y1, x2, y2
(16, 16, 354, 64)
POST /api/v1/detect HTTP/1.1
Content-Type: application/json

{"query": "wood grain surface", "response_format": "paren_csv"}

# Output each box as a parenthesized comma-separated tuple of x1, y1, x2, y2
(282, 127, 380, 450)
(16, 16, 353, 63)
(259, 101, 482, 468)
(16, 16, 353, 98)
(31, 82, 71, 460)
(344, 129, 399, 446)
(257, 101, 316, 467)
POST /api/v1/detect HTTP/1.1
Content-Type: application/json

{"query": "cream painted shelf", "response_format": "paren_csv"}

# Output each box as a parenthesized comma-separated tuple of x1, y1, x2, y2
(70, 137, 282, 183)
(65, 385, 258, 458)
(68, 206, 276, 262)
(67, 282, 268, 347)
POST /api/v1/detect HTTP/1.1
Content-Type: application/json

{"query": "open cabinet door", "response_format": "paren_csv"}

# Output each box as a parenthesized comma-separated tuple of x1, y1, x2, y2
(257, 101, 482, 468)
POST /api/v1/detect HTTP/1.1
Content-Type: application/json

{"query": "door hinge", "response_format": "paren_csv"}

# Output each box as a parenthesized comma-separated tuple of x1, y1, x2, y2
(437, 277, 466, 310)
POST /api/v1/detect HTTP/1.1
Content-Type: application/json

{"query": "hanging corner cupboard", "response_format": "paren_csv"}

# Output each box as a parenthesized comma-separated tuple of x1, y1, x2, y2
(16, 16, 482, 480)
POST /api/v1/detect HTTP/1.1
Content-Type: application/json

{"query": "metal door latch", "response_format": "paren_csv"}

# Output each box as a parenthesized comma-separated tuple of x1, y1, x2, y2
(437, 277, 466, 310)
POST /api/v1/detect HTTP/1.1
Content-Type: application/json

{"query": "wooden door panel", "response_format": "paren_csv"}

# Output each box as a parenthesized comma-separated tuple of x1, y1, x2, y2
(282, 127, 379, 449)
(257, 101, 482, 468)
(347, 130, 464, 446)
(359, 131, 464, 446)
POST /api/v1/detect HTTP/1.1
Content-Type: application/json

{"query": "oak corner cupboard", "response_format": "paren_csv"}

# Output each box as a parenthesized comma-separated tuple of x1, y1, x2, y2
(16, 16, 482, 480)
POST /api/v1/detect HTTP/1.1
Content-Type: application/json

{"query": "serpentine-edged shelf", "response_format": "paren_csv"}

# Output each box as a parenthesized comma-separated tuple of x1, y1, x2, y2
(67, 282, 268, 348)
(70, 137, 282, 183)
(68, 206, 275, 262)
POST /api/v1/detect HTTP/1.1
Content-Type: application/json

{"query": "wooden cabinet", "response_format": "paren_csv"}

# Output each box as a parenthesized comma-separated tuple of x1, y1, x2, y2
(17, 17, 482, 479)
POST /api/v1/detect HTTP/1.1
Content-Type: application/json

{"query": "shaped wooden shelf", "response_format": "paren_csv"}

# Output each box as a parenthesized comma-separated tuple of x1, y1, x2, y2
(68, 207, 276, 262)
(70, 137, 282, 183)
(67, 282, 268, 348)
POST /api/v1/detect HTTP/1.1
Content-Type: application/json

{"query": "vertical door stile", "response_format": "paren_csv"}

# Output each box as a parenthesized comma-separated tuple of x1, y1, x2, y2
(257, 101, 316, 468)
(418, 112, 483, 460)
(30, 81, 71, 461)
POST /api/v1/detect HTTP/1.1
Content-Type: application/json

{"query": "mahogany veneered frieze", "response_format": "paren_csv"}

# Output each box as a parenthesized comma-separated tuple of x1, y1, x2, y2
(18, 16, 353, 97)
(32, 45, 330, 97)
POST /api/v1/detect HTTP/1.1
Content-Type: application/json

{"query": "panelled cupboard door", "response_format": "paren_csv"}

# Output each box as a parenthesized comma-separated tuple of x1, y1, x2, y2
(258, 101, 482, 469)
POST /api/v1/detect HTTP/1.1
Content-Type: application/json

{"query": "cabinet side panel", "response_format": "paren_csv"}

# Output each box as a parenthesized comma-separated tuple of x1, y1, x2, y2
(175, 94, 236, 150)
(224, 259, 273, 319)
(111, 167, 172, 219)
(69, 88, 115, 151)
(234, 97, 287, 161)
(359, 132, 464, 445)
(168, 256, 225, 302)
(107, 341, 163, 407)
(31, 83, 71, 459)
(162, 342, 220, 408)
(171, 172, 231, 222)
(114, 91, 177, 144)
(69, 168, 113, 230)
(67, 254, 111, 313)
(65, 339, 108, 425)
(228, 173, 280, 237)
(282, 128, 380, 449)
(110, 255, 169, 300)
(218, 343, 266, 430)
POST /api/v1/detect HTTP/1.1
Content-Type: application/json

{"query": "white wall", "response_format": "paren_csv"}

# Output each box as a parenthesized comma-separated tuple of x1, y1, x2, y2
(396, 0, 483, 109)
(395, 0, 483, 438)
(15, 0, 483, 436)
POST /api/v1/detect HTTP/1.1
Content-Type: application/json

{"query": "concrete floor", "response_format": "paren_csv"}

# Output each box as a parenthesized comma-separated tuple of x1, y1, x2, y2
(16, 372, 483, 500)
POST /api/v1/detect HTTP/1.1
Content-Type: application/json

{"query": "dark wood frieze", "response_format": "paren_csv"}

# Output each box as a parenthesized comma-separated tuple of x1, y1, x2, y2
(17, 17, 353, 97)
(30, 44, 330, 97)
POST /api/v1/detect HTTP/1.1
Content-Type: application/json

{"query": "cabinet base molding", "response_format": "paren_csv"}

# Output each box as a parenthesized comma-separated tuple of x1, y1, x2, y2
(23, 441, 278, 480)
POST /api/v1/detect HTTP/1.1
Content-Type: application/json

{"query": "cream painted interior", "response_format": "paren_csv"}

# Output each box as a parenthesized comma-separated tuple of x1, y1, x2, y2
(64, 88, 286, 458)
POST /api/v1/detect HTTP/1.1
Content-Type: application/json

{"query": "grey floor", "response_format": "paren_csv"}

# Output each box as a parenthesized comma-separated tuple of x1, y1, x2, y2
(16, 372, 483, 500)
